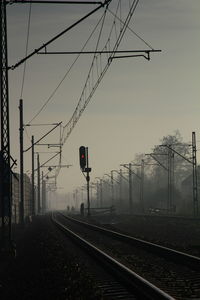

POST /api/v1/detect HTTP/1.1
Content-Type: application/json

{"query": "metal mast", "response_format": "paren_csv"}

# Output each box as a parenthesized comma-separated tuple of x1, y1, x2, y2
(19, 99, 24, 224)
(37, 153, 40, 214)
(140, 160, 145, 213)
(192, 132, 198, 216)
(167, 147, 174, 213)
(31, 136, 35, 215)
(0, 0, 12, 249)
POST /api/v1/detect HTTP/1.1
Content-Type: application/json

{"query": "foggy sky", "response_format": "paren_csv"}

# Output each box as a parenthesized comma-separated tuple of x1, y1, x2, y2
(6, 0, 200, 197)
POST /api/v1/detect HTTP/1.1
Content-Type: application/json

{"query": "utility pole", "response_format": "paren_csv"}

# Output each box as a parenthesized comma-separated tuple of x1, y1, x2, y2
(111, 171, 114, 206)
(42, 172, 43, 213)
(110, 170, 121, 211)
(146, 153, 169, 210)
(90, 183, 97, 207)
(104, 173, 114, 206)
(0, 0, 12, 251)
(90, 184, 93, 206)
(97, 179, 103, 207)
(121, 162, 145, 213)
(111, 169, 127, 211)
(160, 134, 198, 216)
(26, 123, 62, 215)
(192, 132, 198, 216)
(119, 169, 122, 208)
(37, 153, 40, 214)
(96, 181, 99, 207)
(100, 179, 103, 207)
(121, 163, 138, 213)
(44, 179, 46, 214)
(85, 147, 90, 216)
(81, 187, 84, 203)
(169, 151, 174, 213)
(19, 99, 24, 224)
(167, 146, 172, 213)
(42, 171, 46, 214)
(75, 189, 78, 210)
(140, 160, 145, 213)
(31, 136, 35, 216)
(128, 163, 133, 213)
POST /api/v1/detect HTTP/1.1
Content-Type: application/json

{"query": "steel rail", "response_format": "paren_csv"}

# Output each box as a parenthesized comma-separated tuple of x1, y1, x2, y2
(60, 213, 200, 271)
(52, 212, 173, 300)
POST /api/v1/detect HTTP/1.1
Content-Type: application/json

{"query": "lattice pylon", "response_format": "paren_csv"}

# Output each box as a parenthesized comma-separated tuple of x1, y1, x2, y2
(0, 0, 12, 248)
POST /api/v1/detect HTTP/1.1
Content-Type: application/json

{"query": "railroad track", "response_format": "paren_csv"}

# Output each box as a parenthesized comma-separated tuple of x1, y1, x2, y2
(60, 213, 200, 269)
(54, 212, 200, 299)
(52, 212, 175, 299)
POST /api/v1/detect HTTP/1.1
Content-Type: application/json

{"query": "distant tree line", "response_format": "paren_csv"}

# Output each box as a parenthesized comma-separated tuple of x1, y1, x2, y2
(90, 130, 199, 216)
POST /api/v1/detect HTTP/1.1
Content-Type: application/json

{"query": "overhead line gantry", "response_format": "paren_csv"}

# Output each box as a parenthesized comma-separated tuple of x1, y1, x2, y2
(0, 0, 111, 254)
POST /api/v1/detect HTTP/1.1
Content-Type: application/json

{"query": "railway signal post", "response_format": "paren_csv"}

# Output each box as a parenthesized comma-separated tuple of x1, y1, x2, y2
(79, 146, 91, 216)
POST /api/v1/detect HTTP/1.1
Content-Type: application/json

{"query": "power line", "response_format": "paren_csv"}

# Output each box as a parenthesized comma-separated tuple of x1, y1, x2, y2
(24, 126, 31, 142)
(107, 7, 154, 50)
(61, 0, 142, 145)
(20, 3, 32, 99)
(26, 11, 106, 125)
(9, 1, 108, 70)
(25, 0, 154, 131)
(61, 0, 122, 142)
(17, 0, 159, 185)
(55, 0, 110, 181)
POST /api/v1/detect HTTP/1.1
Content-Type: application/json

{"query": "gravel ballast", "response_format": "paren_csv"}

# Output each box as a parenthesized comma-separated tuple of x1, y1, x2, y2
(0, 215, 102, 300)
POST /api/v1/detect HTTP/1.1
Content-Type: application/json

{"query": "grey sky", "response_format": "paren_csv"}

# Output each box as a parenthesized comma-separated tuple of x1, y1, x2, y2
(6, 0, 200, 196)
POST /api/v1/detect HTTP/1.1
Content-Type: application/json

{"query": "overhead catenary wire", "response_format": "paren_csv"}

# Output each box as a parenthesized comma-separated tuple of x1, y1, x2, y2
(54, 0, 157, 183)
(54, 0, 110, 180)
(27, 11, 106, 125)
(34, 151, 60, 172)
(24, 126, 31, 142)
(11, 1, 111, 190)
(61, 0, 121, 142)
(20, 3, 32, 99)
(107, 7, 154, 50)
(17, 0, 159, 187)
(27, 0, 153, 128)
(53, 0, 142, 182)
(61, 0, 141, 145)
(26, 0, 153, 128)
